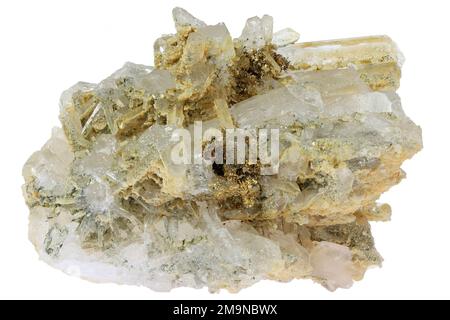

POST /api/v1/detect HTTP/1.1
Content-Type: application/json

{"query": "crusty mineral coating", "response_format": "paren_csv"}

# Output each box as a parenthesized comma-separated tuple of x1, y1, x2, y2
(23, 7, 422, 292)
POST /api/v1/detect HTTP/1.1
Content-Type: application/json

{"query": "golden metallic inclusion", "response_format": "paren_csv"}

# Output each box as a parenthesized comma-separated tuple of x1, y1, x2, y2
(23, 8, 422, 292)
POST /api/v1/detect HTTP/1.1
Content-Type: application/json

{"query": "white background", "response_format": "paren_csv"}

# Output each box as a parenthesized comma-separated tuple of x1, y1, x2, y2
(0, 0, 449, 300)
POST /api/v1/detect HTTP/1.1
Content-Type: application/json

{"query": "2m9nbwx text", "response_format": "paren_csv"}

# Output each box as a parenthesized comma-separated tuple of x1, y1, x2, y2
(217, 304, 277, 316)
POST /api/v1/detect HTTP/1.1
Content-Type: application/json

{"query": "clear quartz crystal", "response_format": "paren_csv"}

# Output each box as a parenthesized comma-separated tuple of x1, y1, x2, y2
(23, 8, 422, 292)
(172, 7, 206, 31)
(238, 15, 274, 50)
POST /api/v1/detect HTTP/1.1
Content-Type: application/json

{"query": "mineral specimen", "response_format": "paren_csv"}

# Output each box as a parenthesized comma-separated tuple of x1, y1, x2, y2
(23, 8, 422, 292)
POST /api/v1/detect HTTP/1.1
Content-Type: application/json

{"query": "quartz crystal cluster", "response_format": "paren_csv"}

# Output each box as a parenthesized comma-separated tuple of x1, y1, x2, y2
(23, 8, 422, 292)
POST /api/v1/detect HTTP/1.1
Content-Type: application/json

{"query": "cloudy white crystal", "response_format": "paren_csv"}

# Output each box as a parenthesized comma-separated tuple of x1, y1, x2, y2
(238, 15, 274, 50)
(273, 28, 300, 47)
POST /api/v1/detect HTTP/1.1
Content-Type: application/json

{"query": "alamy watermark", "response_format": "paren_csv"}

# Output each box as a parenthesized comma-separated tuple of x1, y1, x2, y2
(170, 121, 280, 175)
